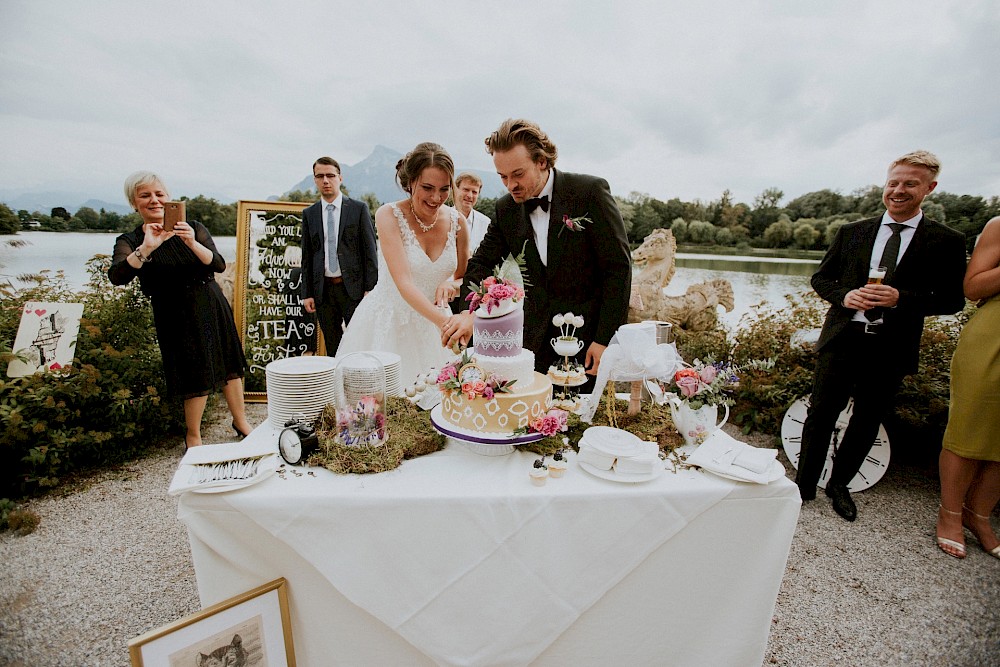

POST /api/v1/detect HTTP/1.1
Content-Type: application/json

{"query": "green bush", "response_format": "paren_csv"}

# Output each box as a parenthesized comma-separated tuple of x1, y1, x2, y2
(0, 256, 181, 499)
(676, 291, 965, 456)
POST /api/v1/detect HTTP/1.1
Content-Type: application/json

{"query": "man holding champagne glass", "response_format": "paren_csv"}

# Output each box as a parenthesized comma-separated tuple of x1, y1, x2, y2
(795, 150, 967, 521)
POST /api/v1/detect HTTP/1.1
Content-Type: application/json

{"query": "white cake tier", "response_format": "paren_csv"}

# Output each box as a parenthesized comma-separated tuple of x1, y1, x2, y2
(476, 350, 535, 387)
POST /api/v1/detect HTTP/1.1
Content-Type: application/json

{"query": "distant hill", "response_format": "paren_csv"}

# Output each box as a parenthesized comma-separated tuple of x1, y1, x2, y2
(0, 191, 133, 216)
(284, 145, 506, 202)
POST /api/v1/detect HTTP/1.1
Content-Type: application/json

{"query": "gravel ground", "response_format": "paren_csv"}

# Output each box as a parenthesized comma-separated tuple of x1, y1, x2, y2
(1, 403, 997, 667)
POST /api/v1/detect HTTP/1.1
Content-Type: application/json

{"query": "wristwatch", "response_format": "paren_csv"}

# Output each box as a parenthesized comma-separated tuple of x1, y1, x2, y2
(134, 247, 151, 263)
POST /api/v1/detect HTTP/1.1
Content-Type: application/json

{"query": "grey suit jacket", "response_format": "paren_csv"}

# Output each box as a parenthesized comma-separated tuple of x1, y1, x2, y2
(300, 196, 377, 302)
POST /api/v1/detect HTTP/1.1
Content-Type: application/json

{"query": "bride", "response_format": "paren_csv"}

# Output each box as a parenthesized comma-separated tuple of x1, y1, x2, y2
(335, 142, 469, 385)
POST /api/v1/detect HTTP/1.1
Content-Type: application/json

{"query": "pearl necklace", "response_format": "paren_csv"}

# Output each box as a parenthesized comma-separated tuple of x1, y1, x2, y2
(410, 201, 437, 233)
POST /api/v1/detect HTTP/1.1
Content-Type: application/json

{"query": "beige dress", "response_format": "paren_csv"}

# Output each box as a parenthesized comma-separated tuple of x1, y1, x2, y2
(942, 293, 1000, 461)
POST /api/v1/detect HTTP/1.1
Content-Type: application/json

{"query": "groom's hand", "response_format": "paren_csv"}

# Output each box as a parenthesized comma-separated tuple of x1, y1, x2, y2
(442, 312, 473, 350)
(585, 342, 607, 376)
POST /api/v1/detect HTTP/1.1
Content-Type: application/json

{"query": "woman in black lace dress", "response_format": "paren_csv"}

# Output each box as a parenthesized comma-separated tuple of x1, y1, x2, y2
(109, 171, 252, 447)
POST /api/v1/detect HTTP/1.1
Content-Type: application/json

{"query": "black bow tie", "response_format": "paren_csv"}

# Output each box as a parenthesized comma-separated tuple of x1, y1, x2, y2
(525, 195, 549, 214)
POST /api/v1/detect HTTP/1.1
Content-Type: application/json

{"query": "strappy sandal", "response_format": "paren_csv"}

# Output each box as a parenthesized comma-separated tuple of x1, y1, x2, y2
(936, 506, 966, 559)
(962, 505, 1000, 560)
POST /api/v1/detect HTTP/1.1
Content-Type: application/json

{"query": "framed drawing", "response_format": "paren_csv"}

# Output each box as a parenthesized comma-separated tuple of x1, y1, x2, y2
(128, 578, 295, 667)
(234, 200, 318, 402)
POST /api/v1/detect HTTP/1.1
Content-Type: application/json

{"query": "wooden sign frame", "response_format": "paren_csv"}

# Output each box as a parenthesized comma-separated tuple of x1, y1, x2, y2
(234, 200, 319, 402)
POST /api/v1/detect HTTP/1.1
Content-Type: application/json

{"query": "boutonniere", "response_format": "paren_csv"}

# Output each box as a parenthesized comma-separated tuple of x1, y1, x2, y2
(559, 214, 590, 236)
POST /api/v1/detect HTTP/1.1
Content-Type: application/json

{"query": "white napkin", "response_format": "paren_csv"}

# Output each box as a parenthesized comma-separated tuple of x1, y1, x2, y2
(613, 441, 661, 476)
(578, 443, 615, 470)
(686, 430, 779, 484)
(169, 439, 278, 495)
(733, 447, 777, 474)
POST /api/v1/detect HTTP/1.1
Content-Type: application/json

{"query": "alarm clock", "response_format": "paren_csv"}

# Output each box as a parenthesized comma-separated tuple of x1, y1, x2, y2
(278, 419, 320, 465)
(781, 395, 891, 492)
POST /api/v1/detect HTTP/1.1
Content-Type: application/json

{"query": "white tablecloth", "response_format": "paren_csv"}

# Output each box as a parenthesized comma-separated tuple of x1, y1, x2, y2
(177, 424, 800, 667)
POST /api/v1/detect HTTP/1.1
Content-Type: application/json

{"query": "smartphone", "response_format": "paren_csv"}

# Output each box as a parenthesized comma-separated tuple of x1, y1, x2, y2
(163, 201, 186, 231)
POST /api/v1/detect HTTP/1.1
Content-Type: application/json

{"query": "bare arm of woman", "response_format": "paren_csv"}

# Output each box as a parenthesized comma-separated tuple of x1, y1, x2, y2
(964, 217, 1000, 302)
(375, 205, 449, 328)
(436, 212, 470, 306)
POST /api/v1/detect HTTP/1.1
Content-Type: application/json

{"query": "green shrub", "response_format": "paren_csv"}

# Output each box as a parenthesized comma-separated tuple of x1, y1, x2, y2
(675, 291, 964, 454)
(0, 256, 181, 498)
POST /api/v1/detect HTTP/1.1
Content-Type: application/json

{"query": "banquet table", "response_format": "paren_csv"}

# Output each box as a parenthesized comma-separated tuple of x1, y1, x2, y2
(177, 423, 800, 667)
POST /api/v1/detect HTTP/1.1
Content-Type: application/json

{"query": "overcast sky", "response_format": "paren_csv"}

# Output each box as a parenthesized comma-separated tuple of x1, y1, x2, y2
(2, 0, 998, 209)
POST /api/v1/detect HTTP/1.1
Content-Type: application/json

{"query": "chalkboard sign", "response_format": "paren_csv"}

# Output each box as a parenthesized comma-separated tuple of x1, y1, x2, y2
(234, 200, 322, 401)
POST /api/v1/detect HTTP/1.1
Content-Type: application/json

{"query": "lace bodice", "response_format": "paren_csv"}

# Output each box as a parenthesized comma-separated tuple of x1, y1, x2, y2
(336, 204, 460, 383)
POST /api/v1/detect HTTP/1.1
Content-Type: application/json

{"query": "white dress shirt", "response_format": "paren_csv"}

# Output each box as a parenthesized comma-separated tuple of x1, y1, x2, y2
(529, 170, 554, 265)
(322, 193, 344, 278)
(851, 210, 922, 323)
(465, 209, 491, 256)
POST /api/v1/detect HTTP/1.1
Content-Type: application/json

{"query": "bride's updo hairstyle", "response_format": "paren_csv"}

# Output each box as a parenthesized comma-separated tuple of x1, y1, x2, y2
(396, 142, 456, 194)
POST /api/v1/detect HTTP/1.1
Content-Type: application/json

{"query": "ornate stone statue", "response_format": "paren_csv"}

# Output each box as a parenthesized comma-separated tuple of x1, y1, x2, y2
(627, 228, 734, 331)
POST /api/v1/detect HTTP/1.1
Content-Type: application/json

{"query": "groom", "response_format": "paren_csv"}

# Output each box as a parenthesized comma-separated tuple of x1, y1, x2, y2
(443, 118, 632, 379)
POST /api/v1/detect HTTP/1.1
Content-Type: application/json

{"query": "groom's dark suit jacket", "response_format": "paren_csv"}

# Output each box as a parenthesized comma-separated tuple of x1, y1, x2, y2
(300, 197, 378, 304)
(812, 214, 966, 375)
(465, 169, 632, 372)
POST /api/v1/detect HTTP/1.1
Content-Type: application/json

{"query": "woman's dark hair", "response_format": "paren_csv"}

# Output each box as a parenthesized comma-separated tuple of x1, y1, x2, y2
(396, 142, 455, 193)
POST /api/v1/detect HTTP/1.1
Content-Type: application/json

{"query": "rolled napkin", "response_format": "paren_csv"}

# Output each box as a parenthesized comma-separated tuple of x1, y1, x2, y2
(613, 441, 661, 476)
(686, 430, 779, 484)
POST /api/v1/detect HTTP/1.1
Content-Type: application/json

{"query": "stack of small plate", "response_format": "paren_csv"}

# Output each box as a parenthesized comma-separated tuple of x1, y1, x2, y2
(335, 351, 402, 405)
(265, 356, 338, 427)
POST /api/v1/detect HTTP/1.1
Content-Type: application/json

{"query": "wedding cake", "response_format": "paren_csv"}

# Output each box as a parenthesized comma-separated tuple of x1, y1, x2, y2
(438, 277, 552, 434)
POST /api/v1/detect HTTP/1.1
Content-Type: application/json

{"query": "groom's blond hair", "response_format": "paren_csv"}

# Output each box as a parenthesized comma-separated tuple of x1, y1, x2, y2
(485, 119, 558, 169)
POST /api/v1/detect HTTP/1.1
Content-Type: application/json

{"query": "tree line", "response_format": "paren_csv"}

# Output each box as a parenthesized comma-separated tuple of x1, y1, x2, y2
(4, 184, 998, 251)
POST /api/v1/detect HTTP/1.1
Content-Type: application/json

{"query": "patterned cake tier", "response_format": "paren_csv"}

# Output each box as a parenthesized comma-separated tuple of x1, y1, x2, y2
(477, 350, 535, 387)
(440, 372, 553, 434)
(474, 307, 523, 358)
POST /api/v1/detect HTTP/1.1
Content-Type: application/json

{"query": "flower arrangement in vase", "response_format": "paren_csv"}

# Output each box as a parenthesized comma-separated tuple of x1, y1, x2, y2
(336, 394, 387, 447)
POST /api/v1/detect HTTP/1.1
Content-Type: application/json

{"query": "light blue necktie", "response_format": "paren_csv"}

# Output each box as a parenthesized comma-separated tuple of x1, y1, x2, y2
(326, 203, 340, 274)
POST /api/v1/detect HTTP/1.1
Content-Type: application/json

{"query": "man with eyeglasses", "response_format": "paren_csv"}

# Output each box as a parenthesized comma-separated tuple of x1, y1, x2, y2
(300, 156, 378, 355)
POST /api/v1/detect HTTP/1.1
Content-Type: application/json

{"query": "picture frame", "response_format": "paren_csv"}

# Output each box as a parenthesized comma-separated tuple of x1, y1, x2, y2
(234, 200, 318, 402)
(128, 578, 295, 667)
(6, 301, 85, 378)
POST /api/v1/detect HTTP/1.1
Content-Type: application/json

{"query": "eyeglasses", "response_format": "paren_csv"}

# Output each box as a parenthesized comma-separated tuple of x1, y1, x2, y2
(313, 173, 340, 180)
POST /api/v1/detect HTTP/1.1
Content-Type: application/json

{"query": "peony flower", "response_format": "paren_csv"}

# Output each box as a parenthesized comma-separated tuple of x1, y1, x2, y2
(698, 365, 718, 383)
(483, 385, 494, 399)
(437, 365, 457, 383)
(482, 276, 497, 288)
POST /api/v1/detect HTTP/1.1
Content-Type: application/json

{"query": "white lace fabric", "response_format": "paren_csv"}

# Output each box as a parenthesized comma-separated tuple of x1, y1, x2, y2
(336, 204, 459, 386)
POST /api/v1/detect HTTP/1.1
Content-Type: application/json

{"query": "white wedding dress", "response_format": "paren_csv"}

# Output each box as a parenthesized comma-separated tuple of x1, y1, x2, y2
(336, 203, 459, 386)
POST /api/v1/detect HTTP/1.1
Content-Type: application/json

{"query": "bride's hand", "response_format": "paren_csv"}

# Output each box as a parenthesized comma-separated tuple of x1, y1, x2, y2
(435, 279, 459, 305)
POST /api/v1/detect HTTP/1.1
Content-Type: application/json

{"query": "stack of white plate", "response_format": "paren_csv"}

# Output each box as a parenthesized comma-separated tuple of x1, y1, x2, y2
(265, 356, 338, 428)
(335, 351, 402, 405)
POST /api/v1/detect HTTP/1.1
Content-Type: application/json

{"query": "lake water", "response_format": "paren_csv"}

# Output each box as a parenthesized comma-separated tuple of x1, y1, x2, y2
(0, 232, 817, 329)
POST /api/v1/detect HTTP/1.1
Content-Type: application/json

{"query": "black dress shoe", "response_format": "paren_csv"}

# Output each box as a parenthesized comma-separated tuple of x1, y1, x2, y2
(826, 484, 857, 521)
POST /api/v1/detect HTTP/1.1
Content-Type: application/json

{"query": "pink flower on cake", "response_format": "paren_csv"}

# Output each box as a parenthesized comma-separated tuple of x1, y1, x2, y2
(530, 409, 569, 436)
(483, 385, 494, 399)
(437, 365, 457, 384)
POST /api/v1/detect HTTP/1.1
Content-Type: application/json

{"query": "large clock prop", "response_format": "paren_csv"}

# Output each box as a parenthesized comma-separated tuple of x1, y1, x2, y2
(781, 395, 891, 492)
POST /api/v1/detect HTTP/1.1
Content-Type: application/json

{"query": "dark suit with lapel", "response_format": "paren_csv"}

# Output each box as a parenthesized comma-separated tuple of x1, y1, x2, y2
(796, 214, 966, 493)
(300, 196, 377, 354)
(465, 169, 632, 375)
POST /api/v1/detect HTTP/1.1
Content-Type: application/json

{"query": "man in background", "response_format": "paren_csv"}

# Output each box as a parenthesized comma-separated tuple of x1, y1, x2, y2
(300, 157, 378, 355)
(451, 172, 492, 313)
(795, 150, 966, 521)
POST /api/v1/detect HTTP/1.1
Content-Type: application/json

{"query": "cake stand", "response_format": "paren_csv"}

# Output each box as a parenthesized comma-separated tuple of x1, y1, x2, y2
(429, 404, 542, 456)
